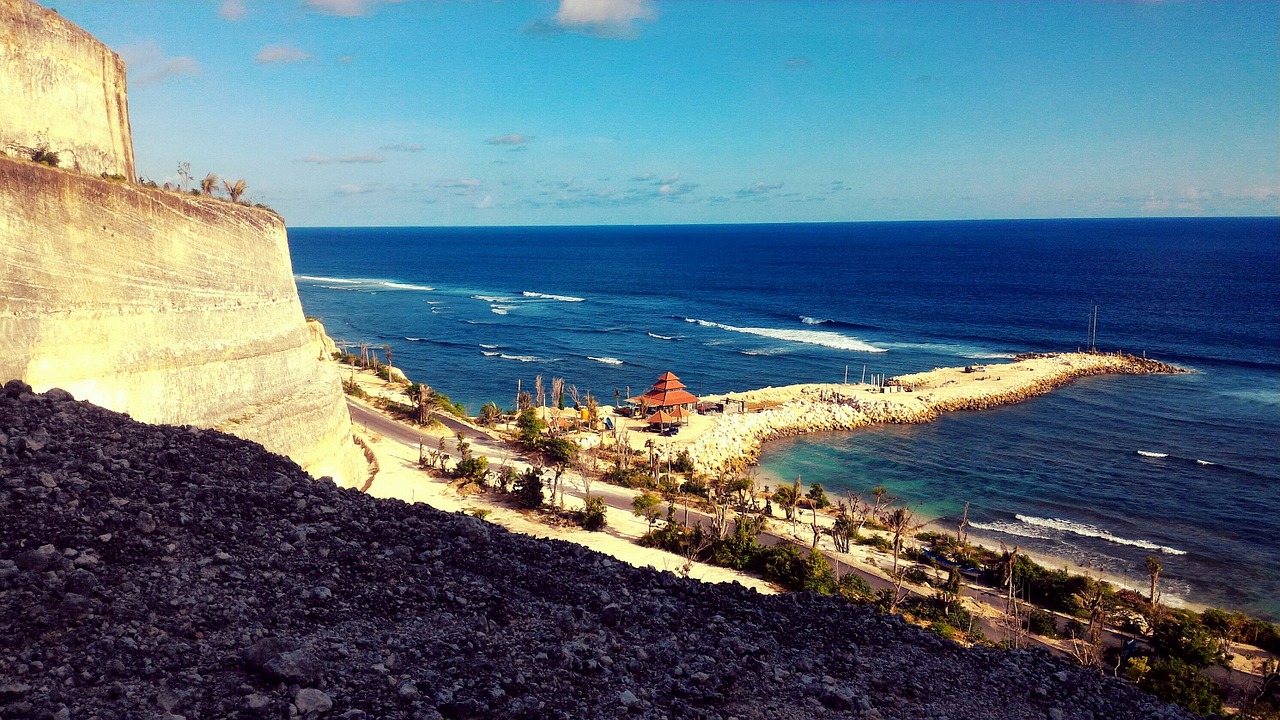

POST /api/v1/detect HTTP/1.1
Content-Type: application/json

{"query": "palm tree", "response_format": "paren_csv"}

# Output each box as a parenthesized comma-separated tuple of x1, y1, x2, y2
(381, 344, 393, 382)
(1145, 555, 1163, 610)
(200, 173, 219, 196)
(223, 178, 247, 202)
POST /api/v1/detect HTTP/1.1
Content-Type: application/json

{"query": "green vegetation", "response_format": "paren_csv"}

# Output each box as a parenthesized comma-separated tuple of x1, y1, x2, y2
(30, 146, 59, 166)
(579, 495, 607, 531)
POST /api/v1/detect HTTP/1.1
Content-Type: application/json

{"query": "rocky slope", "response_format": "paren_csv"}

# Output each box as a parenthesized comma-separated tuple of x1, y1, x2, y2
(0, 382, 1193, 720)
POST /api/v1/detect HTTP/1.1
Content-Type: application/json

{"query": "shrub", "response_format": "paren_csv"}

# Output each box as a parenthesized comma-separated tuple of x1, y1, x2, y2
(516, 409, 545, 446)
(838, 572, 874, 602)
(1027, 608, 1059, 638)
(540, 436, 578, 466)
(30, 146, 59, 166)
(670, 449, 695, 473)
(1140, 658, 1224, 716)
(580, 496, 607, 531)
(454, 456, 488, 485)
(514, 467, 544, 509)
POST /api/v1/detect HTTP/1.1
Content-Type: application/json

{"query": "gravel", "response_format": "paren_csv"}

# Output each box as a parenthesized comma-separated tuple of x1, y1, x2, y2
(0, 381, 1195, 719)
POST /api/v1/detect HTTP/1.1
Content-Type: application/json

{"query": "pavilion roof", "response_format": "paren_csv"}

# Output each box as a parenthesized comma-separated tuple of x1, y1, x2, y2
(630, 387, 699, 408)
(651, 371, 687, 391)
(646, 409, 677, 424)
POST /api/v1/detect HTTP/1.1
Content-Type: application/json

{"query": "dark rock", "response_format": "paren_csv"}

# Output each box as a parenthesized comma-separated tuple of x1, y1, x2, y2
(0, 388, 1196, 720)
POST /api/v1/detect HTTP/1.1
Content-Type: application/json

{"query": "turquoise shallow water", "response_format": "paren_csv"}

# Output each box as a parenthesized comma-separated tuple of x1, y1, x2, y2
(289, 218, 1280, 620)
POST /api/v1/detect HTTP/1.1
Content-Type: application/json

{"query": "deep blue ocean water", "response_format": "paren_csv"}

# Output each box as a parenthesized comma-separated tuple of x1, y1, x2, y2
(288, 219, 1279, 621)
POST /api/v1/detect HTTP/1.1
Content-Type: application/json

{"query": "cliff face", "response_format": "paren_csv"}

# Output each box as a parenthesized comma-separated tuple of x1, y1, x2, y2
(0, 0, 365, 486)
(0, 0, 134, 178)
(0, 159, 366, 485)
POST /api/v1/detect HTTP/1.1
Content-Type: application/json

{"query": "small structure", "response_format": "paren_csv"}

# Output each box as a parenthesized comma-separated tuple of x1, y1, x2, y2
(630, 371, 699, 429)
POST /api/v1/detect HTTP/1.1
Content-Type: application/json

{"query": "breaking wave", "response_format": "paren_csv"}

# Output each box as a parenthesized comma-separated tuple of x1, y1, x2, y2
(684, 318, 885, 354)
(588, 356, 624, 365)
(482, 352, 551, 363)
(740, 348, 791, 357)
(1017, 515, 1186, 555)
(523, 291, 585, 302)
(1137, 451, 1168, 458)
(648, 332, 677, 341)
(970, 515, 1186, 555)
(295, 275, 433, 291)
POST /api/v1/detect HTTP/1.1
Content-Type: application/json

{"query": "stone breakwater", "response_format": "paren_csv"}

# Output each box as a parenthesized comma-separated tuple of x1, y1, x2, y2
(0, 382, 1193, 719)
(690, 352, 1185, 474)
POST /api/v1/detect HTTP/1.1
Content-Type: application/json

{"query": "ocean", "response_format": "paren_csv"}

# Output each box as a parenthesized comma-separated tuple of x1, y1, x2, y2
(288, 218, 1280, 621)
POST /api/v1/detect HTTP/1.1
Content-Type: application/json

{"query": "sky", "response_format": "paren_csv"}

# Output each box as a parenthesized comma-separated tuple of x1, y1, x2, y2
(51, 0, 1279, 227)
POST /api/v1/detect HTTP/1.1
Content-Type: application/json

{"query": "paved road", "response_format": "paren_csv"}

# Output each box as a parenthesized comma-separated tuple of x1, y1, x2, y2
(346, 398, 520, 464)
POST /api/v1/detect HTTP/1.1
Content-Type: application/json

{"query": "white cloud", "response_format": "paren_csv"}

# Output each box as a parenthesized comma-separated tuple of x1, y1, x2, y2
(380, 143, 423, 152)
(337, 183, 383, 195)
(527, 0, 656, 39)
(219, 0, 247, 21)
(739, 181, 784, 196)
(475, 194, 495, 209)
(255, 45, 313, 64)
(486, 134, 534, 146)
(300, 154, 386, 164)
(304, 0, 378, 16)
(120, 42, 202, 87)
(438, 178, 482, 189)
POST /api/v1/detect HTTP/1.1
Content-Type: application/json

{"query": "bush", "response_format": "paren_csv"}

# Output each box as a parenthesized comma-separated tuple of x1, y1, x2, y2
(454, 456, 488, 485)
(1152, 609, 1227, 669)
(516, 409, 546, 446)
(1027, 608, 1059, 638)
(514, 467, 544, 509)
(1140, 658, 1224, 716)
(580, 496, 607, 531)
(30, 146, 59, 166)
(540, 436, 578, 466)
(838, 572, 874, 602)
(670, 449, 695, 473)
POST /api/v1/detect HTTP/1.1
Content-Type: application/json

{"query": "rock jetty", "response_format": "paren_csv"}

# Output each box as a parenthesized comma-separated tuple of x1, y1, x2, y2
(0, 380, 1192, 719)
(691, 352, 1185, 473)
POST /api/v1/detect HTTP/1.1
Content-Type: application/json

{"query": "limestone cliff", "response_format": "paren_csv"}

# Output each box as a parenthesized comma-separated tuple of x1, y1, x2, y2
(0, 0, 365, 486)
(0, 0, 134, 178)
(0, 159, 366, 485)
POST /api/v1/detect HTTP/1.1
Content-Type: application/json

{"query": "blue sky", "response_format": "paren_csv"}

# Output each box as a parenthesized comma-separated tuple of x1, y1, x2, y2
(53, 0, 1278, 226)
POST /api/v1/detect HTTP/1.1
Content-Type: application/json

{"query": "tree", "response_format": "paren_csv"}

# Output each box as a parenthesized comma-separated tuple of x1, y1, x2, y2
(772, 482, 799, 522)
(1146, 555, 1163, 610)
(632, 491, 663, 530)
(176, 161, 192, 191)
(200, 173, 219, 196)
(883, 505, 921, 576)
(551, 377, 565, 412)
(382, 344, 393, 381)
(478, 402, 502, 427)
(806, 482, 830, 509)
(223, 178, 248, 202)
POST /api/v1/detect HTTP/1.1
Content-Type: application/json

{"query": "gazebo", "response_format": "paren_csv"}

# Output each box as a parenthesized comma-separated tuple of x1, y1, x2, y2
(630, 371, 698, 429)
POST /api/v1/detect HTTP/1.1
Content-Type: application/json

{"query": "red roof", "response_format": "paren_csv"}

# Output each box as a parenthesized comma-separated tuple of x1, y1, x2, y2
(652, 371, 686, 391)
(631, 387, 699, 408)
(646, 410, 677, 424)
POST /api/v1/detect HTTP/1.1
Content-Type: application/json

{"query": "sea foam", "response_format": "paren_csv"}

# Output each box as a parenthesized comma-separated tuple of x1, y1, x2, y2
(686, 318, 886, 353)
(523, 291, 585, 302)
(588, 356, 624, 365)
(1016, 514, 1186, 555)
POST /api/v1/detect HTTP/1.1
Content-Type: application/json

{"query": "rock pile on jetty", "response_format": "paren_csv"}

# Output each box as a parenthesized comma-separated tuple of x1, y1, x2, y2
(0, 381, 1191, 720)
(690, 352, 1185, 473)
